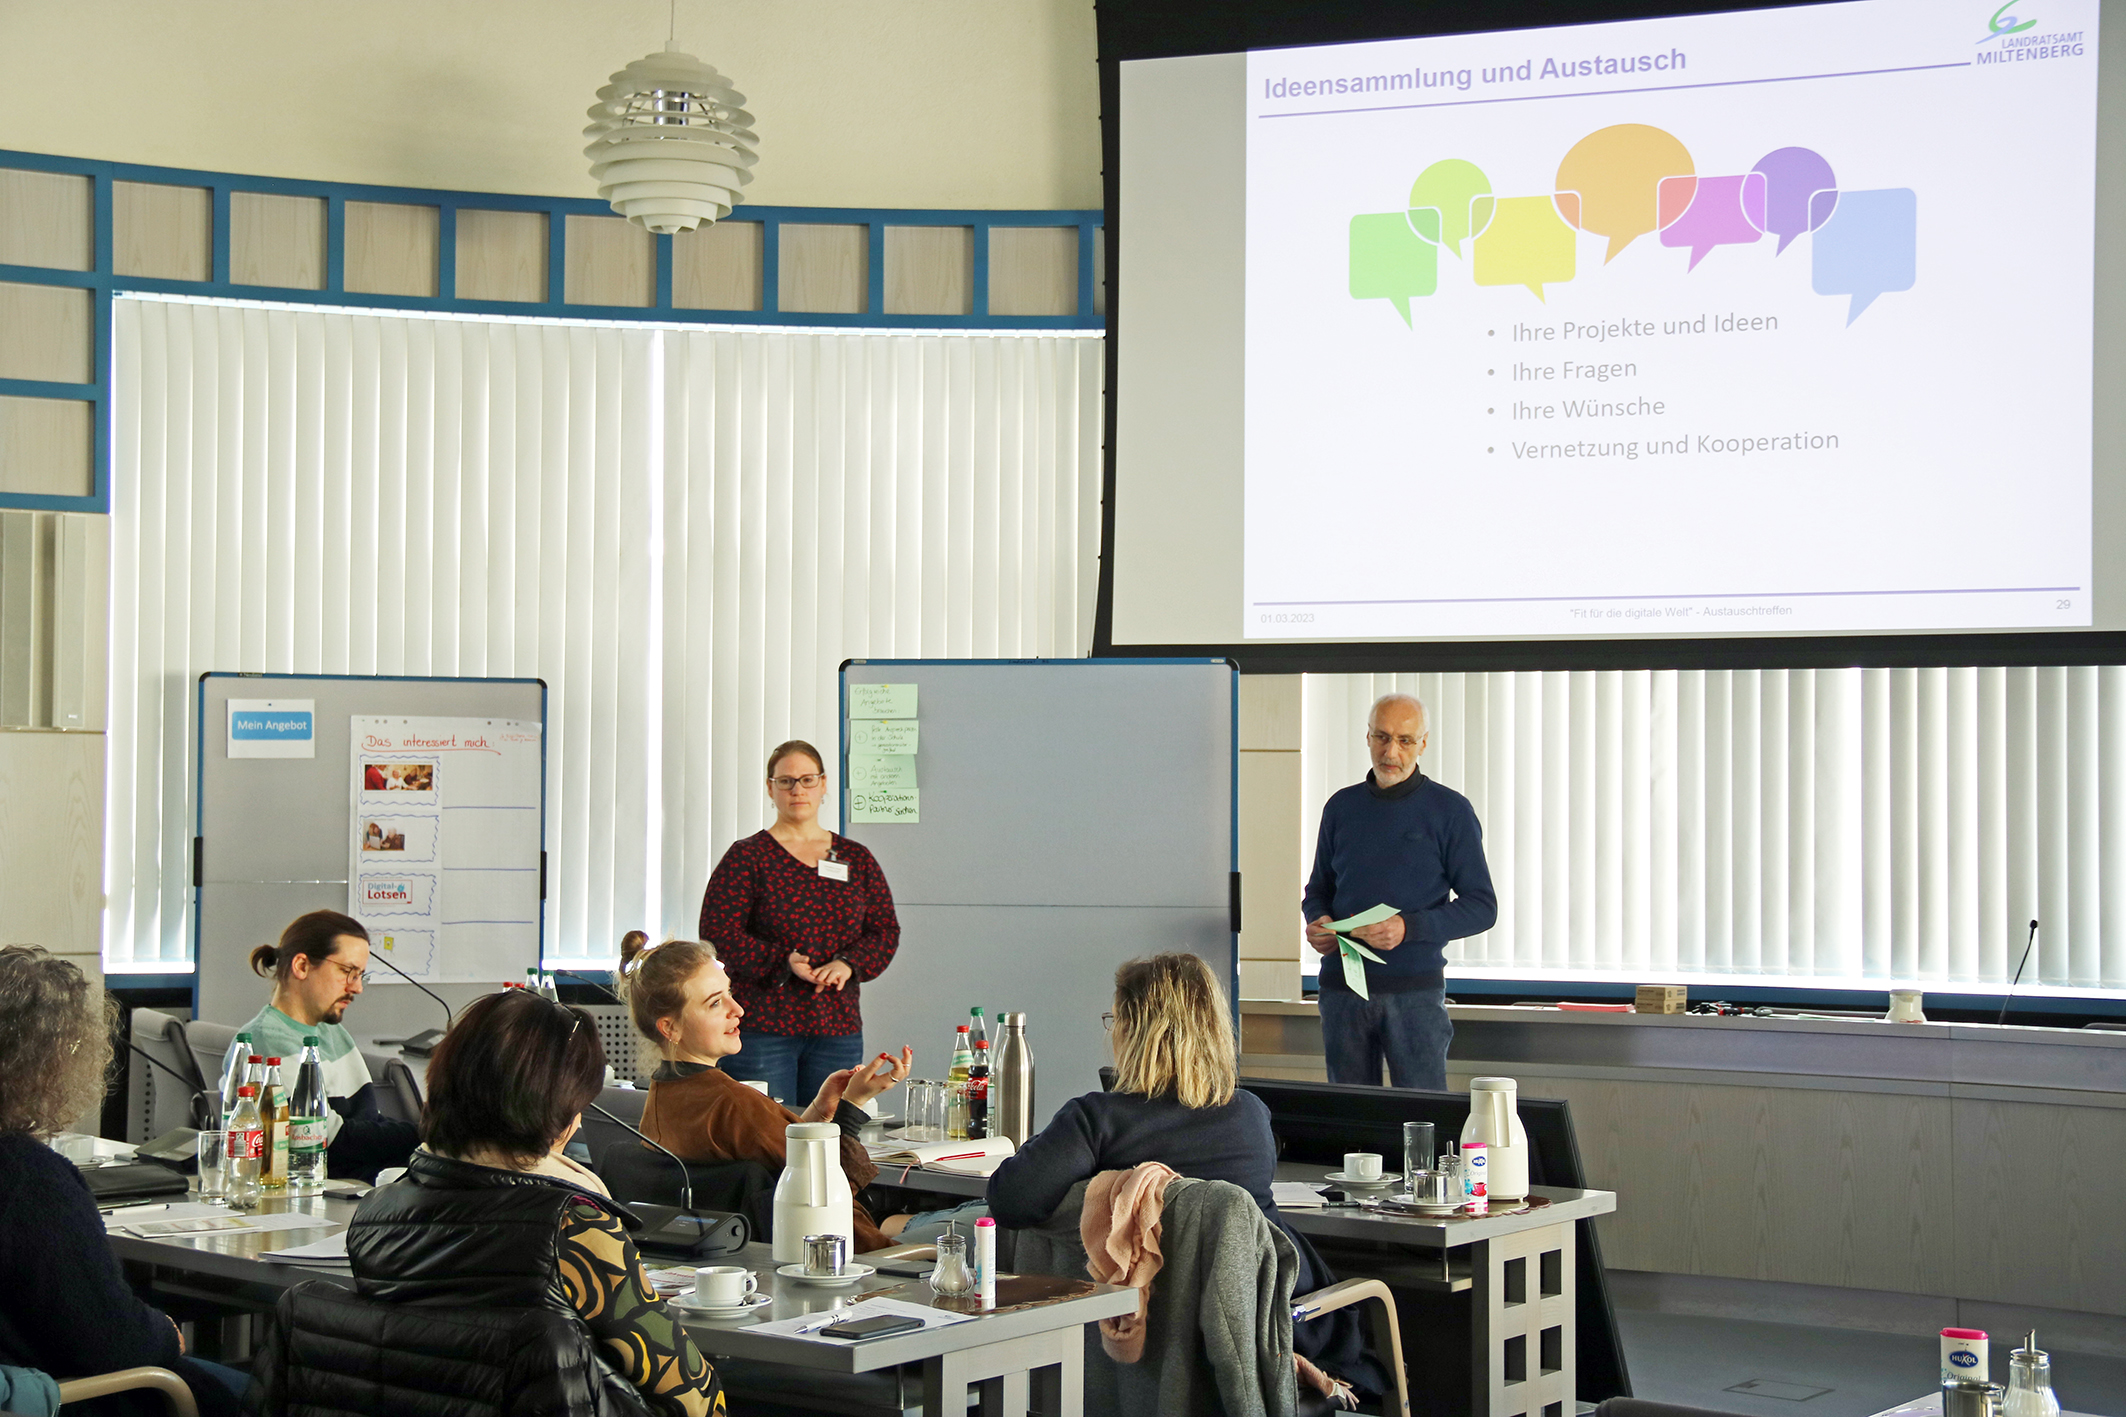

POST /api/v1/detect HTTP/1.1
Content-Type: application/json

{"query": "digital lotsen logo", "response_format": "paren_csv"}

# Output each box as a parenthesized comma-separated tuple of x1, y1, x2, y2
(1979, 3, 2038, 44)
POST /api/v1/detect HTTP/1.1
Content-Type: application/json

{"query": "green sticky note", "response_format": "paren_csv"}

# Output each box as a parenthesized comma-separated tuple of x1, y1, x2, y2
(850, 786, 919, 824)
(849, 684, 917, 719)
(851, 719, 919, 754)
(1337, 935, 1385, 999)
(849, 753, 917, 790)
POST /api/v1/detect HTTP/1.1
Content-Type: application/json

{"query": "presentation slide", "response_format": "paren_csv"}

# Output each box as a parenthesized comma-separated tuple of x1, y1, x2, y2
(1240, 0, 2097, 642)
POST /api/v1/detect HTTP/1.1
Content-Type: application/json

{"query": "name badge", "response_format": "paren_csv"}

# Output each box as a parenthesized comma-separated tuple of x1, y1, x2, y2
(818, 860, 850, 882)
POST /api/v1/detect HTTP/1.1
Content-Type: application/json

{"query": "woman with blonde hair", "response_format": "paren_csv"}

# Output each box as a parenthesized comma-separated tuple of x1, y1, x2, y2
(615, 931, 915, 1251)
(986, 952, 1378, 1397)
(0, 946, 248, 1417)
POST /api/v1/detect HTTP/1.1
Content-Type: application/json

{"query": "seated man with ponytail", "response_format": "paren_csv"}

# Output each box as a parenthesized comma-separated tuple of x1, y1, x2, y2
(236, 910, 419, 1181)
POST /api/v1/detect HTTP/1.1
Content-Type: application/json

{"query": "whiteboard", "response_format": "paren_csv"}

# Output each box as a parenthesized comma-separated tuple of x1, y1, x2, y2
(838, 660, 1236, 1128)
(195, 673, 546, 1025)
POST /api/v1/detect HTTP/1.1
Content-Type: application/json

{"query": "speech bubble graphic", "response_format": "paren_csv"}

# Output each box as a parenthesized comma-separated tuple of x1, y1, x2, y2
(1472, 195, 1577, 301)
(1810, 187, 1915, 324)
(1750, 147, 1838, 254)
(1555, 124, 1695, 262)
(1349, 211, 1438, 325)
(1408, 159, 1493, 258)
(1658, 172, 1767, 271)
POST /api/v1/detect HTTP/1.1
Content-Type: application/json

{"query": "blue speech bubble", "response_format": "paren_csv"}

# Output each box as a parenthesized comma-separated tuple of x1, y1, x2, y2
(1811, 188, 1915, 324)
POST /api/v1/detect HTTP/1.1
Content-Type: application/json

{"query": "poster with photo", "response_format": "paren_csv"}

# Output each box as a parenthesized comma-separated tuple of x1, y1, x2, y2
(349, 716, 543, 982)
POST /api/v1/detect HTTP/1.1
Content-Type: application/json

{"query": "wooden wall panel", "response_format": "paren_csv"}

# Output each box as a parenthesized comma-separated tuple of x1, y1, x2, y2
(564, 214, 654, 308)
(884, 226, 972, 317)
(346, 201, 439, 298)
(456, 209, 547, 303)
(0, 168, 92, 271)
(990, 227, 1077, 317)
(778, 224, 867, 314)
(112, 181, 211, 282)
(673, 221, 761, 311)
(230, 192, 325, 289)
(0, 282, 92, 384)
(0, 728, 105, 958)
(1952, 1097, 2126, 1316)
(0, 396, 91, 497)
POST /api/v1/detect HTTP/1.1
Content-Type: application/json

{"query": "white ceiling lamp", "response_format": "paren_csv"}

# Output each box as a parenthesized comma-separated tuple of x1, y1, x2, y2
(583, 7, 757, 235)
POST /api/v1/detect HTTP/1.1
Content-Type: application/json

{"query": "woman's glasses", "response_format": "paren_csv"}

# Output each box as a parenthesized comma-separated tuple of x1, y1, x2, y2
(769, 773, 827, 792)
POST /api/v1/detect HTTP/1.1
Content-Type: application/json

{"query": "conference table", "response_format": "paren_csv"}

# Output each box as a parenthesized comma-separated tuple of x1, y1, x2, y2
(102, 1187, 1136, 1417)
(887, 1157, 1618, 1417)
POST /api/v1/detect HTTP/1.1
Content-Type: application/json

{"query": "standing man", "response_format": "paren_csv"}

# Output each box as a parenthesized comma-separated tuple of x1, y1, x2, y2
(1303, 694, 1496, 1090)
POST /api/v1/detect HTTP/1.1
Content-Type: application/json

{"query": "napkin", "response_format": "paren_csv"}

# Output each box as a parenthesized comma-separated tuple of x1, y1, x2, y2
(1325, 904, 1395, 999)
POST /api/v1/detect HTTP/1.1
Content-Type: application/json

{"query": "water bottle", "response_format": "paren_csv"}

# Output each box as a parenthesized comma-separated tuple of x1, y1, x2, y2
(260, 1058, 290, 1190)
(967, 1006, 988, 1051)
(218, 1032, 253, 1122)
(226, 1086, 264, 1207)
(946, 1027, 974, 1140)
(289, 1037, 329, 1194)
(995, 1012, 1035, 1145)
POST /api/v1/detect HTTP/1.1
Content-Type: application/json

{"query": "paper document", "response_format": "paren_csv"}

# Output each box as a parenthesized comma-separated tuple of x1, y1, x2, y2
(748, 1297, 975, 1343)
(259, 1230, 351, 1263)
(1324, 904, 1394, 999)
(1271, 1181, 1328, 1209)
(121, 1209, 339, 1238)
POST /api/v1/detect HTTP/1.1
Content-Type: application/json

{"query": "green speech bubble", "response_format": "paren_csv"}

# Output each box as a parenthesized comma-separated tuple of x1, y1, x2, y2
(1349, 211, 1438, 326)
(1408, 159, 1493, 259)
(1472, 195, 1577, 302)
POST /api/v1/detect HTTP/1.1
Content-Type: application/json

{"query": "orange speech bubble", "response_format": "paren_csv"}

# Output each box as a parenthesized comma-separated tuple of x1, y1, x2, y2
(1554, 125, 1695, 263)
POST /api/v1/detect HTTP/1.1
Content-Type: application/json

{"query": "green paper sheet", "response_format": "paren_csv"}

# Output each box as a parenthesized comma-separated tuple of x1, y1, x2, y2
(848, 684, 917, 719)
(850, 786, 919, 823)
(850, 719, 919, 754)
(848, 752, 917, 790)
(1326, 904, 1394, 999)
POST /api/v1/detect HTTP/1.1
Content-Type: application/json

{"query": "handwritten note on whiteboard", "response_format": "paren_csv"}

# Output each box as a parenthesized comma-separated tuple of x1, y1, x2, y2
(848, 684, 917, 719)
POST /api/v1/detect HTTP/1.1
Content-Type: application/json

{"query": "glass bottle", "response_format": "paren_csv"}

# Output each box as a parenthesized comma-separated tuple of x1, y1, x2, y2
(218, 1032, 253, 1123)
(260, 1058, 290, 1190)
(967, 1039, 991, 1140)
(947, 1026, 973, 1083)
(967, 1007, 988, 1051)
(289, 1037, 329, 1194)
(225, 1085, 263, 1208)
(2004, 1333, 2061, 1417)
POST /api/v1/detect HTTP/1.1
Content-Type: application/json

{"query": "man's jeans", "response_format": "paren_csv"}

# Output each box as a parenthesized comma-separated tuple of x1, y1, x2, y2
(1317, 984, 1452, 1091)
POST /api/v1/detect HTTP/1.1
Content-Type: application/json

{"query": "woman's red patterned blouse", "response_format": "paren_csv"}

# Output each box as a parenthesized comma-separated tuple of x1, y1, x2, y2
(697, 831, 901, 1038)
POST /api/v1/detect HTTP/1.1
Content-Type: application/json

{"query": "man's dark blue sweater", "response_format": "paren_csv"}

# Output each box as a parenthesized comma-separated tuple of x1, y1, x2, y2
(1303, 770, 1497, 991)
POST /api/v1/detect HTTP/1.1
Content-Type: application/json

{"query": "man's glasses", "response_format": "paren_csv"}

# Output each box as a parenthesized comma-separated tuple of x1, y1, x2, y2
(328, 961, 367, 986)
(1367, 730, 1420, 749)
(769, 774, 827, 792)
(1101, 1011, 1114, 1032)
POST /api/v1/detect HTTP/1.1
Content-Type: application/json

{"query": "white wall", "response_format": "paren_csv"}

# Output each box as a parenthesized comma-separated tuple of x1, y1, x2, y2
(0, 0, 1101, 210)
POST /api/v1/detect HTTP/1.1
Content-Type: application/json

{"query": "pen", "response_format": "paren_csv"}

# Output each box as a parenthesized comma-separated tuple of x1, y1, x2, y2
(108, 1202, 171, 1216)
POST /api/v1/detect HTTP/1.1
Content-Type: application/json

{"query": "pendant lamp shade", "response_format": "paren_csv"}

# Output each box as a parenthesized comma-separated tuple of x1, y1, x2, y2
(584, 42, 758, 234)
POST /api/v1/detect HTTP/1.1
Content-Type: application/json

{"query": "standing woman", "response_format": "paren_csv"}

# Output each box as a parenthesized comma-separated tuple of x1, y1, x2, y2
(700, 739, 901, 1105)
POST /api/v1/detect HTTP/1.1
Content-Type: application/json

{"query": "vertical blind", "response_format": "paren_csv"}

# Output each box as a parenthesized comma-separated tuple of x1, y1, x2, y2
(1303, 669, 2126, 993)
(107, 297, 1101, 969)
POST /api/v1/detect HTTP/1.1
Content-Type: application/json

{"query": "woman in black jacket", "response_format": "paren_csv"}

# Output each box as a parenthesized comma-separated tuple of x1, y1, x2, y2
(0, 946, 247, 1417)
(326, 987, 725, 1417)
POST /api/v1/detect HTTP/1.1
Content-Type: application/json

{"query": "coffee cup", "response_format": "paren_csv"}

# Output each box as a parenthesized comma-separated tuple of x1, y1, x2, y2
(694, 1266, 757, 1306)
(1344, 1152, 1382, 1182)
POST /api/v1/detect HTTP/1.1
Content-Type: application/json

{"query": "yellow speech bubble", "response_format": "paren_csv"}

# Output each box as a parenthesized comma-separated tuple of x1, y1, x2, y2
(1554, 124, 1695, 263)
(1471, 195, 1577, 301)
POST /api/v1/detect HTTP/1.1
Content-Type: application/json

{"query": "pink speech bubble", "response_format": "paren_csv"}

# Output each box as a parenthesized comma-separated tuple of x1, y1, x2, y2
(1657, 173, 1767, 271)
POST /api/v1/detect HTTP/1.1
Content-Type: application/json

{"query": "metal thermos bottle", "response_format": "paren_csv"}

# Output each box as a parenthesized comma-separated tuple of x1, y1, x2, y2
(1942, 1381, 2003, 1417)
(995, 1012, 1035, 1145)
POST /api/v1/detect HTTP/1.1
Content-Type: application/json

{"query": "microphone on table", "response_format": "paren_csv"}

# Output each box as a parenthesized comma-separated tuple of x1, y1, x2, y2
(1997, 919, 2041, 1028)
(589, 1100, 694, 1211)
(583, 1102, 746, 1259)
(364, 944, 455, 1051)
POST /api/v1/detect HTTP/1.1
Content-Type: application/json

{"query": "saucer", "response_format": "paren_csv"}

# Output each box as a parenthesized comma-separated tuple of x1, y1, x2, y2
(668, 1290, 772, 1317)
(1322, 1170, 1400, 1188)
(776, 1261, 875, 1287)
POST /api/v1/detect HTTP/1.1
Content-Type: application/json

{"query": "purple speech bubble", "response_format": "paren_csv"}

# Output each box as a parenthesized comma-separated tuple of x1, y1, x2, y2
(1658, 173, 1766, 271)
(1750, 147, 1837, 255)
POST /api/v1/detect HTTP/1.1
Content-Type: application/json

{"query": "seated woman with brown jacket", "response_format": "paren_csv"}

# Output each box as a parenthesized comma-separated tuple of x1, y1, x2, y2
(615, 932, 912, 1252)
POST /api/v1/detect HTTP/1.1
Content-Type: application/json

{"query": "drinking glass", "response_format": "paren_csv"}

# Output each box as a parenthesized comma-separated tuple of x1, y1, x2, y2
(903, 1081, 937, 1141)
(1402, 1122, 1435, 1194)
(196, 1129, 226, 1201)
